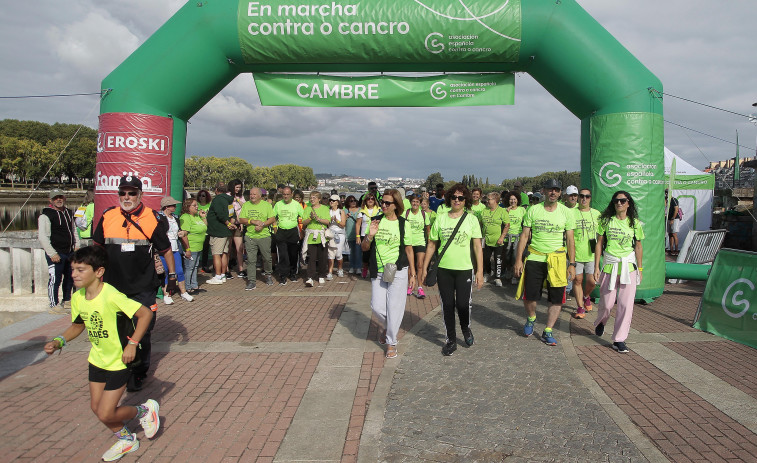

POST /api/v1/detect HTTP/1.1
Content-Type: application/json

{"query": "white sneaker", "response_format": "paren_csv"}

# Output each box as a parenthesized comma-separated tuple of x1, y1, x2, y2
(305, 278, 314, 287)
(180, 292, 194, 302)
(319, 278, 325, 284)
(206, 276, 224, 285)
(483, 274, 489, 283)
(139, 399, 160, 439)
(220, 275, 227, 282)
(494, 278, 503, 287)
(102, 435, 139, 461)
(326, 273, 333, 281)
(163, 295, 174, 305)
(337, 269, 344, 277)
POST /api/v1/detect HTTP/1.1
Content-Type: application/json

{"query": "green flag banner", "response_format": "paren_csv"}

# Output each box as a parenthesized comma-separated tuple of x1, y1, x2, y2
(253, 73, 514, 107)
(694, 249, 757, 349)
(238, 0, 522, 65)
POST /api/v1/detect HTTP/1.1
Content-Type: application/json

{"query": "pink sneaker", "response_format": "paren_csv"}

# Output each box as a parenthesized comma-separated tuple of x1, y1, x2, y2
(407, 286, 413, 296)
(416, 287, 426, 299)
(584, 296, 593, 311)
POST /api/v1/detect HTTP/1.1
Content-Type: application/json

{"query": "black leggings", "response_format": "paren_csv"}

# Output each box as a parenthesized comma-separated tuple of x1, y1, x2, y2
(438, 268, 473, 343)
(307, 243, 328, 279)
(483, 245, 504, 278)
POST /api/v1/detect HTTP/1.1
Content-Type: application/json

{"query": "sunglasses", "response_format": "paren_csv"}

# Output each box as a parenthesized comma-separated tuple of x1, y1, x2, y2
(614, 198, 629, 204)
(579, 194, 591, 199)
(451, 195, 466, 201)
(381, 200, 395, 206)
(329, 199, 338, 202)
(118, 190, 139, 197)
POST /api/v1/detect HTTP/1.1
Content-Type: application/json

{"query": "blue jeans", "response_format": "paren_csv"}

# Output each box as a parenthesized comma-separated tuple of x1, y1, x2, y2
(183, 252, 201, 290)
(348, 240, 362, 271)
(159, 251, 185, 285)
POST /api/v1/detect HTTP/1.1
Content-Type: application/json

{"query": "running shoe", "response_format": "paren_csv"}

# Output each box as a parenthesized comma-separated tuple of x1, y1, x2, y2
(279, 277, 287, 286)
(523, 318, 535, 337)
(305, 278, 314, 287)
(442, 341, 457, 356)
(139, 399, 160, 438)
(245, 280, 256, 290)
(416, 287, 426, 299)
(493, 279, 503, 287)
(584, 296, 593, 311)
(237, 271, 247, 278)
(541, 331, 557, 346)
(326, 273, 333, 281)
(595, 323, 605, 337)
(290, 275, 299, 282)
(462, 329, 474, 347)
(337, 269, 344, 277)
(163, 295, 174, 305)
(573, 307, 586, 319)
(266, 275, 274, 286)
(407, 286, 413, 296)
(225, 272, 233, 280)
(102, 435, 139, 461)
(318, 277, 325, 284)
(613, 341, 629, 353)
(206, 276, 224, 285)
(180, 292, 194, 302)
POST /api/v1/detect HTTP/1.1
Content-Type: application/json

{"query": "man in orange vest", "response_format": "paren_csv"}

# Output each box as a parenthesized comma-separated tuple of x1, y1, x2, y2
(92, 175, 177, 391)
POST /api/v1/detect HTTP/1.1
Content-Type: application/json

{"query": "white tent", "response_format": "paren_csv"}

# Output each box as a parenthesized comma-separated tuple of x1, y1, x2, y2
(664, 147, 715, 245)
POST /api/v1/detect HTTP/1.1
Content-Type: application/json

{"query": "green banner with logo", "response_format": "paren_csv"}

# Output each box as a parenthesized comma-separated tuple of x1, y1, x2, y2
(253, 73, 514, 107)
(664, 174, 715, 190)
(694, 249, 757, 348)
(238, 0, 521, 65)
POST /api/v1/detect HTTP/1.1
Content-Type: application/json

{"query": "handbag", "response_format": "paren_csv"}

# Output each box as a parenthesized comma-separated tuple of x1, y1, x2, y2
(424, 212, 468, 287)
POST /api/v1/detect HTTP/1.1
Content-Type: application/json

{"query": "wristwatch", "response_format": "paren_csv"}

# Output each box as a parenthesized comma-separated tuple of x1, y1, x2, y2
(569, 262, 577, 267)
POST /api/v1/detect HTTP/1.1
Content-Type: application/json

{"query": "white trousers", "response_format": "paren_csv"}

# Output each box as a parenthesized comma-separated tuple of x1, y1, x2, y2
(371, 267, 409, 346)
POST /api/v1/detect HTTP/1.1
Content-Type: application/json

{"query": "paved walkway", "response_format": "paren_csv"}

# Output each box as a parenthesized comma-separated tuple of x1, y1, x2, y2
(1, 273, 756, 462)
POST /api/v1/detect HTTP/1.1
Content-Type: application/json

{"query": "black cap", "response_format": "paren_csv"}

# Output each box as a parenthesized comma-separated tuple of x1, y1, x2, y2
(543, 178, 561, 189)
(119, 175, 142, 190)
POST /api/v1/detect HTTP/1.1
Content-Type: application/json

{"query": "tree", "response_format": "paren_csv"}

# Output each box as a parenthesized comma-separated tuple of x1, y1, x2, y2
(424, 172, 444, 190)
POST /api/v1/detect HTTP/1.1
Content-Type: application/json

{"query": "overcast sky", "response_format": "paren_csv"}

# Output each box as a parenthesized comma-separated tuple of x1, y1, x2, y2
(1, 0, 755, 183)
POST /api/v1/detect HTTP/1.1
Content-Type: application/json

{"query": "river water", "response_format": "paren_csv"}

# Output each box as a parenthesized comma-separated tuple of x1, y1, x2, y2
(0, 196, 85, 232)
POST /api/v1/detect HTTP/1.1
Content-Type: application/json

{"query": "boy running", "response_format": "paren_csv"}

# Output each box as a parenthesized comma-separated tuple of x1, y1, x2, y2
(44, 246, 160, 461)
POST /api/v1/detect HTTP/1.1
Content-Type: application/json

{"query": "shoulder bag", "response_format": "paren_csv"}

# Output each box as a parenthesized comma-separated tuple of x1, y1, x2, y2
(424, 212, 467, 287)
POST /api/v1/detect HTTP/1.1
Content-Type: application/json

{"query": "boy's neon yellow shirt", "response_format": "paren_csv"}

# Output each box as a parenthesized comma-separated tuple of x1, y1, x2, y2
(71, 283, 141, 371)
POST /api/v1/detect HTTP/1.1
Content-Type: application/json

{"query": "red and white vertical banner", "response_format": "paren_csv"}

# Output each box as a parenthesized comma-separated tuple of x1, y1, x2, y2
(95, 113, 173, 224)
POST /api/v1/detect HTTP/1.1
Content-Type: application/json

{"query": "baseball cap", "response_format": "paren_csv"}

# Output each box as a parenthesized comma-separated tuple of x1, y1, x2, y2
(543, 179, 562, 189)
(420, 187, 427, 192)
(532, 192, 544, 200)
(119, 175, 143, 190)
(566, 185, 579, 195)
(160, 197, 180, 208)
(406, 190, 414, 196)
(48, 189, 65, 199)
(329, 194, 340, 201)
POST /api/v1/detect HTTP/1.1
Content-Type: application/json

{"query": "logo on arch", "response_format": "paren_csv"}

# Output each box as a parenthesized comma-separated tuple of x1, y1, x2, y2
(599, 162, 622, 188)
(721, 278, 755, 319)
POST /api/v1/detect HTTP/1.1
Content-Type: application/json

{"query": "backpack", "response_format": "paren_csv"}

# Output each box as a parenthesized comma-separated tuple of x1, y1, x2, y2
(677, 205, 683, 220)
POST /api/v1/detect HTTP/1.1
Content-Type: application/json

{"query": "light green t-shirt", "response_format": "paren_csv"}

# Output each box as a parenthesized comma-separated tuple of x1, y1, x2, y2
(573, 207, 601, 263)
(402, 198, 411, 211)
(179, 213, 208, 251)
(274, 200, 305, 230)
(71, 283, 142, 371)
(240, 200, 275, 238)
(436, 204, 450, 216)
(470, 202, 486, 221)
(480, 207, 510, 247)
(404, 209, 430, 247)
(522, 202, 576, 262)
(374, 217, 412, 272)
(507, 206, 525, 236)
(429, 212, 482, 270)
(197, 202, 211, 213)
(425, 209, 437, 229)
(597, 216, 645, 261)
(304, 205, 331, 244)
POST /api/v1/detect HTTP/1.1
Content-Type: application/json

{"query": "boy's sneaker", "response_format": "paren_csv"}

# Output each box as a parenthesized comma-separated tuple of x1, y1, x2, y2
(462, 329, 474, 347)
(442, 341, 457, 356)
(541, 331, 557, 346)
(326, 273, 333, 281)
(180, 292, 194, 302)
(584, 296, 593, 311)
(139, 399, 160, 438)
(102, 435, 139, 461)
(494, 278, 503, 287)
(407, 286, 413, 296)
(238, 271, 247, 278)
(595, 323, 605, 337)
(163, 295, 174, 305)
(245, 280, 256, 290)
(318, 277, 325, 284)
(416, 287, 426, 299)
(573, 307, 586, 319)
(206, 276, 224, 285)
(613, 342, 629, 353)
(305, 278, 314, 287)
(266, 275, 274, 286)
(225, 272, 233, 280)
(524, 319, 535, 337)
(337, 269, 344, 277)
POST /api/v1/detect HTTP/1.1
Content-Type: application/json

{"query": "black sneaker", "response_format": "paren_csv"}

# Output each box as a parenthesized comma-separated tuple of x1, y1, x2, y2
(238, 271, 247, 278)
(462, 329, 474, 347)
(442, 341, 457, 356)
(613, 341, 629, 353)
(225, 272, 234, 280)
(290, 275, 299, 283)
(245, 280, 256, 291)
(279, 277, 288, 286)
(595, 323, 605, 337)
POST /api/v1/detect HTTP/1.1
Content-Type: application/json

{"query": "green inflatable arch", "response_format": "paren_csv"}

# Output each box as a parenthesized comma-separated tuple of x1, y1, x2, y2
(98, 0, 665, 301)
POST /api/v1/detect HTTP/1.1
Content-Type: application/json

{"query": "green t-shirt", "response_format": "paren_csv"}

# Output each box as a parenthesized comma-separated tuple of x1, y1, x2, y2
(470, 202, 486, 220)
(71, 283, 142, 371)
(597, 216, 645, 260)
(404, 209, 430, 247)
(425, 209, 437, 229)
(179, 213, 208, 251)
(240, 200, 275, 238)
(507, 207, 525, 236)
(522, 203, 576, 262)
(374, 217, 412, 272)
(436, 204, 450, 216)
(402, 198, 411, 211)
(304, 205, 331, 244)
(429, 212, 482, 270)
(197, 202, 211, 213)
(75, 202, 95, 239)
(573, 207, 601, 263)
(274, 200, 305, 230)
(480, 207, 510, 247)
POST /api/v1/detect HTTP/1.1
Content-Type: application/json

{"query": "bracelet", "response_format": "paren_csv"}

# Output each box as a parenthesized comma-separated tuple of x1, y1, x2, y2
(53, 335, 66, 348)
(127, 336, 140, 346)
(637, 267, 643, 271)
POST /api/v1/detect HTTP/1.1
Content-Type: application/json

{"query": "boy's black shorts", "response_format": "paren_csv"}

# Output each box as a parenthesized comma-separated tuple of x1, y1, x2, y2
(523, 260, 566, 304)
(89, 363, 131, 391)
